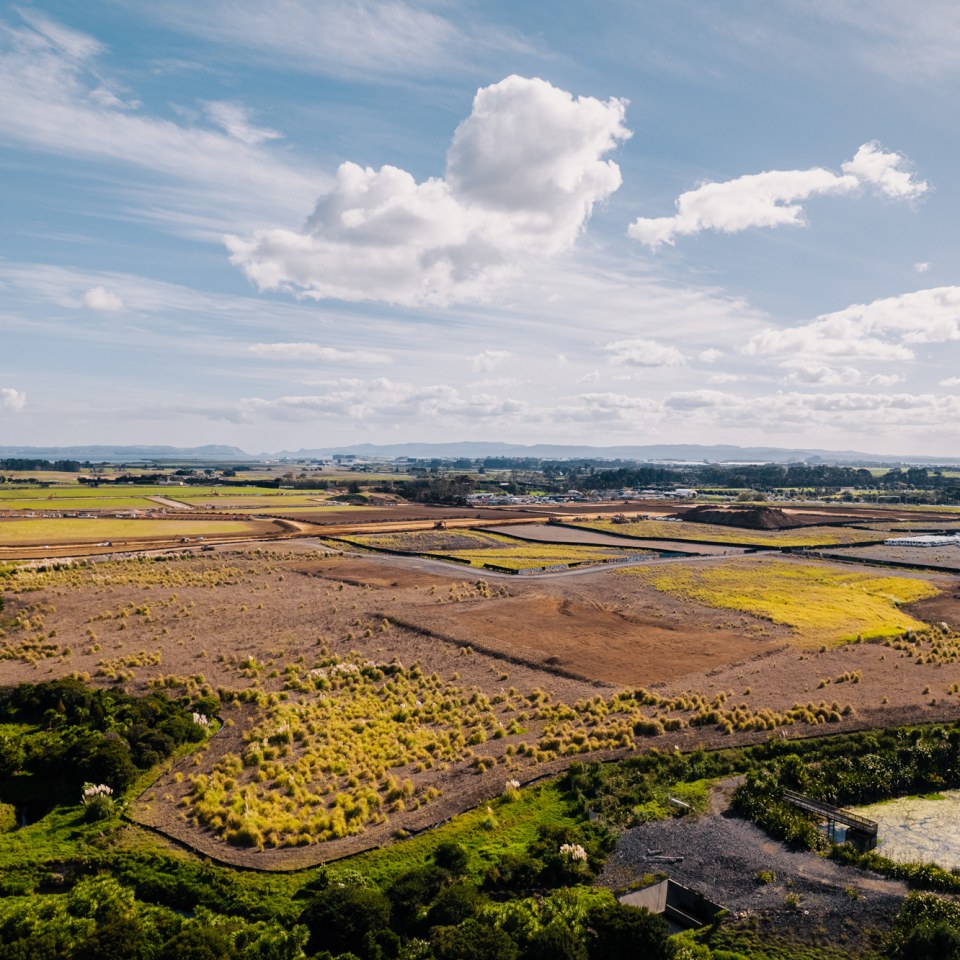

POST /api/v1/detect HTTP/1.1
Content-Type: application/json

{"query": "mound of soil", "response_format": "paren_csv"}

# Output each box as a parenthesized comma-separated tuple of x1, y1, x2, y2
(678, 505, 798, 530)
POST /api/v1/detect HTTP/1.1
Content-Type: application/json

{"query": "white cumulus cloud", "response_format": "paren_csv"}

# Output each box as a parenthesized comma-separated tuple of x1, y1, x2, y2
(630, 142, 927, 250)
(1, 388, 26, 411)
(471, 350, 512, 373)
(227, 75, 631, 306)
(746, 287, 960, 367)
(841, 142, 928, 200)
(605, 338, 685, 367)
(698, 348, 724, 363)
(82, 285, 124, 311)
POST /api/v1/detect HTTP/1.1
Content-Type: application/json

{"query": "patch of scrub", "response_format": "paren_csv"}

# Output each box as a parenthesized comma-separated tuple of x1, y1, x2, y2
(855, 790, 960, 871)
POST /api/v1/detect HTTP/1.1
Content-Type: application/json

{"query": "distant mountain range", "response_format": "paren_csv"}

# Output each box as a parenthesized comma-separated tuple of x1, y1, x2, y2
(272, 442, 960, 465)
(3, 441, 959, 466)
(0, 445, 254, 462)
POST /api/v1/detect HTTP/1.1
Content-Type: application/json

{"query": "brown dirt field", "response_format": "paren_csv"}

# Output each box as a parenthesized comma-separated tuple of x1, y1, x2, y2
(815, 543, 960, 572)
(275, 504, 539, 527)
(403, 593, 775, 686)
(904, 589, 960, 629)
(493, 523, 747, 555)
(3, 546, 960, 869)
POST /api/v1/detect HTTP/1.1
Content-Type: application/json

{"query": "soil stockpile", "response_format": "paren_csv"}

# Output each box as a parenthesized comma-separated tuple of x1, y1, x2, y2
(677, 505, 800, 530)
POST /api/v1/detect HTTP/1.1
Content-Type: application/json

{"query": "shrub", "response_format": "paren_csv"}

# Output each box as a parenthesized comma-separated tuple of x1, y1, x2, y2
(0, 802, 16, 833)
(299, 885, 392, 958)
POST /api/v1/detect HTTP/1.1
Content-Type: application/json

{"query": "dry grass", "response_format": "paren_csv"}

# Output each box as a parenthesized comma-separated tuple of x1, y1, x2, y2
(623, 558, 939, 645)
(0, 517, 271, 545)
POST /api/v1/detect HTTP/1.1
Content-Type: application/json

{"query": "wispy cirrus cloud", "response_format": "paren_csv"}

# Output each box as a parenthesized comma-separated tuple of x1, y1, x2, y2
(248, 343, 390, 364)
(0, 11, 324, 235)
(139, 0, 534, 81)
(630, 142, 927, 250)
(200, 100, 281, 145)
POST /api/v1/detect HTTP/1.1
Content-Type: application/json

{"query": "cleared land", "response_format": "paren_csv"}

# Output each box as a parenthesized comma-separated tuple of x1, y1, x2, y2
(337, 527, 655, 570)
(623, 556, 940, 645)
(572, 518, 884, 547)
(492, 522, 746, 555)
(2, 544, 960, 869)
(815, 542, 960, 571)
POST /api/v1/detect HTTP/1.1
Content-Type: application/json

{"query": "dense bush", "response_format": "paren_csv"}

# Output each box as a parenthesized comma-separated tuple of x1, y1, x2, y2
(733, 724, 960, 889)
(0, 680, 216, 815)
(887, 893, 960, 960)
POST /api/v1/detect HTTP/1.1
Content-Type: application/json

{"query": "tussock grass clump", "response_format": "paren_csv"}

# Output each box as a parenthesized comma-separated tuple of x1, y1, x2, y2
(187, 655, 517, 849)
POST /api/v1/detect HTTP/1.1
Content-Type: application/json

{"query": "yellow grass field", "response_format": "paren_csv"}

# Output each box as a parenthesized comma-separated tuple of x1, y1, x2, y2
(0, 497, 164, 512)
(574, 519, 881, 547)
(622, 558, 940, 645)
(0, 517, 272, 546)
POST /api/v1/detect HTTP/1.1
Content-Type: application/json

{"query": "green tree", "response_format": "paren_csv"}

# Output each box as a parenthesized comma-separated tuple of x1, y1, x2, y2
(586, 902, 670, 960)
(299, 885, 391, 958)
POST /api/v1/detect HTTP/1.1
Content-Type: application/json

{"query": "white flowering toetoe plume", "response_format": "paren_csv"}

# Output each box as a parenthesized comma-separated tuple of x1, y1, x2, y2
(227, 75, 631, 306)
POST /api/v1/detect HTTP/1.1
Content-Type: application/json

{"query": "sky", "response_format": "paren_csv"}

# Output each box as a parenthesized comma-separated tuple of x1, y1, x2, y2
(1, 1, 960, 456)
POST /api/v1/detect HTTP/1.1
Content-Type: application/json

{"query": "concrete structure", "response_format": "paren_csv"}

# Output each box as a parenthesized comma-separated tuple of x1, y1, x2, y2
(883, 534, 960, 547)
(619, 879, 725, 931)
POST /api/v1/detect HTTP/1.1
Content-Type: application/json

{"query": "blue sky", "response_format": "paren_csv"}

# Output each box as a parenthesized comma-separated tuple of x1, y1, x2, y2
(2, 1, 959, 455)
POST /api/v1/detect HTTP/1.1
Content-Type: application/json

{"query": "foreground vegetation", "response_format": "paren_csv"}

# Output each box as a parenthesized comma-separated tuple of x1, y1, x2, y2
(4, 680, 960, 958)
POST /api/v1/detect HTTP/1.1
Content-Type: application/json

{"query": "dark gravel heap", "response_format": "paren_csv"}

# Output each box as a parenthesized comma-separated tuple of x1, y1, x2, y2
(599, 782, 908, 947)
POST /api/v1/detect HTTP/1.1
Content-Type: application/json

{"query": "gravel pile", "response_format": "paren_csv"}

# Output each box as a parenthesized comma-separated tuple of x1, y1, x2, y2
(599, 781, 908, 946)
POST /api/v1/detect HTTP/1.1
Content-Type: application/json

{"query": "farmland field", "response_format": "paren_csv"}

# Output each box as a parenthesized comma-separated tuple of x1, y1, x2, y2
(572, 517, 884, 546)
(338, 527, 656, 570)
(622, 557, 940, 645)
(0, 517, 278, 547)
(490, 522, 744, 554)
(1, 545, 959, 869)
(0, 497, 164, 511)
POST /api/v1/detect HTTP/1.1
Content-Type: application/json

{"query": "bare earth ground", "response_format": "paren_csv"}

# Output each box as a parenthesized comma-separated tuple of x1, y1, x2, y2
(815, 543, 960, 572)
(602, 780, 907, 953)
(489, 523, 750, 555)
(2, 544, 960, 868)
(398, 593, 775, 686)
